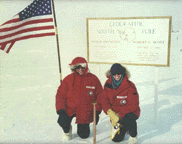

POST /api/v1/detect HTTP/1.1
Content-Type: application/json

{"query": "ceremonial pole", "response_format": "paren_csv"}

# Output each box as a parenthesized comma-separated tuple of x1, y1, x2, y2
(93, 102, 97, 144)
(51, 0, 62, 83)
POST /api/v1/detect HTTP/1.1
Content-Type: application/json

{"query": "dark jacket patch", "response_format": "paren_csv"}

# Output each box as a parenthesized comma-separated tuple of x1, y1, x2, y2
(105, 83, 113, 89)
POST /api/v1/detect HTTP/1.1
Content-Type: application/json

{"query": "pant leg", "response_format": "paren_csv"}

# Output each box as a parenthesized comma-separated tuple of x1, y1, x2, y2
(77, 124, 90, 139)
(57, 114, 75, 133)
(128, 120, 137, 137)
(120, 113, 138, 137)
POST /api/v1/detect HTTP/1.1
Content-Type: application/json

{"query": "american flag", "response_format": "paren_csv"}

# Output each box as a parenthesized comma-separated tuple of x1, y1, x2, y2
(0, 0, 55, 53)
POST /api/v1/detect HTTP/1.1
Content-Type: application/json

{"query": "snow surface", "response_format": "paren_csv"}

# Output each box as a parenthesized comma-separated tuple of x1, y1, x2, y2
(0, 46, 182, 143)
(0, 83, 182, 144)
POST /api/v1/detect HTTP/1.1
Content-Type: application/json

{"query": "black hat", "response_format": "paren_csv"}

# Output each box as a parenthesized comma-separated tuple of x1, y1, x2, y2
(111, 63, 125, 75)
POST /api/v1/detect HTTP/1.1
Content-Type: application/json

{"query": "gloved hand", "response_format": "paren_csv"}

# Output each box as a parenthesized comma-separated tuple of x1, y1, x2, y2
(96, 111, 101, 125)
(57, 109, 69, 128)
(107, 109, 119, 126)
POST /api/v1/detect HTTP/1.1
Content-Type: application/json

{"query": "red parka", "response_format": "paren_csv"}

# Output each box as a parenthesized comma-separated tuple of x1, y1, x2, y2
(101, 73, 140, 119)
(56, 58, 103, 124)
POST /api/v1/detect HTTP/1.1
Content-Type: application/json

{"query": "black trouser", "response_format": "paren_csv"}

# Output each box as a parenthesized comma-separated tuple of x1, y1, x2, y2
(57, 114, 90, 139)
(112, 113, 138, 142)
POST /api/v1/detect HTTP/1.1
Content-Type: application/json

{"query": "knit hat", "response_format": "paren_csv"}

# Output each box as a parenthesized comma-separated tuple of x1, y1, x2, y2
(111, 63, 125, 89)
(111, 63, 125, 75)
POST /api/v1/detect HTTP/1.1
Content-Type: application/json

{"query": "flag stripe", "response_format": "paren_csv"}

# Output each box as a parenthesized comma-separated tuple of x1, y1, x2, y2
(0, 21, 54, 36)
(4, 43, 11, 52)
(5, 42, 15, 53)
(0, 44, 6, 51)
(0, 29, 55, 44)
(1, 33, 55, 53)
(1, 15, 19, 26)
(0, 15, 52, 29)
(0, 26, 54, 39)
(7, 33, 55, 44)
(0, 18, 54, 32)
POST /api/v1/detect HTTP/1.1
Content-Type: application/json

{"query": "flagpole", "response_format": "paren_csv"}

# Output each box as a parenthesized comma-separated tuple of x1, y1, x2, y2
(51, 0, 62, 83)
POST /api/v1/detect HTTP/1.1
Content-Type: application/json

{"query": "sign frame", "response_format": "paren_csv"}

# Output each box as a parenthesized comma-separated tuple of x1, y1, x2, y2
(87, 16, 172, 67)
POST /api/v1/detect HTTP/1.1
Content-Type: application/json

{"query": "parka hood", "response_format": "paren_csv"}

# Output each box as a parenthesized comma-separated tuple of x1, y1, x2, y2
(105, 65, 130, 79)
(69, 57, 89, 74)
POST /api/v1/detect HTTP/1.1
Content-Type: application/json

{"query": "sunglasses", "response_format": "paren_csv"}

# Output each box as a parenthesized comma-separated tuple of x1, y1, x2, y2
(76, 65, 86, 69)
(112, 73, 122, 75)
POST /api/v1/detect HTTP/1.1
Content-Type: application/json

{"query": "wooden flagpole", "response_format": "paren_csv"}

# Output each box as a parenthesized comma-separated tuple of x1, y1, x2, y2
(51, 0, 62, 83)
(93, 102, 97, 144)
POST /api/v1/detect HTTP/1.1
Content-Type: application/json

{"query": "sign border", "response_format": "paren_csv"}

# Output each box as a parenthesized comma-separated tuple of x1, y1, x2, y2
(86, 16, 172, 67)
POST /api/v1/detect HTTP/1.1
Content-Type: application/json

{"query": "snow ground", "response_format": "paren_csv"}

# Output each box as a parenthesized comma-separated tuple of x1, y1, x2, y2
(0, 36, 182, 143)
(0, 77, 182, 144)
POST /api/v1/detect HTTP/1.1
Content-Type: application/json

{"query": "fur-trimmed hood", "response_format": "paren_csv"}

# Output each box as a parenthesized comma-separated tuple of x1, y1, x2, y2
(69, 57, 89, 74)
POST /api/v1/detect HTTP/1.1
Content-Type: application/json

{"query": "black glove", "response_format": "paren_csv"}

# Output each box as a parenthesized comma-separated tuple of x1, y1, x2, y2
(57, 109, 69, 128)
(96, 111, 101, 125)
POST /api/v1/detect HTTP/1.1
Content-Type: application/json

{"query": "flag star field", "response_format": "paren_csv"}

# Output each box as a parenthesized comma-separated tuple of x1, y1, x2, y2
(19, 0, 52, 20)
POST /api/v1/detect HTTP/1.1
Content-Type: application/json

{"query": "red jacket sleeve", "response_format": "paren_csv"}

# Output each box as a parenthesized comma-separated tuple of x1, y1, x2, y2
(98, 89, 111, 114)
(55, 79, 69, 113)
(95, 77, 104, 113)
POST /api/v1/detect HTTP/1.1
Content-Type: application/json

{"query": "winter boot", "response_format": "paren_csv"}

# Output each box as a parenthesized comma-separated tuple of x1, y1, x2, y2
(128, 136, 137, 144)
(62, 125, 72, 141)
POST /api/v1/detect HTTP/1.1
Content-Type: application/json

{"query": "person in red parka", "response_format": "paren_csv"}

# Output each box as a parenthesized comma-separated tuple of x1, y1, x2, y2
(55, 57, 103, 141)
(100, 63, 140, 144)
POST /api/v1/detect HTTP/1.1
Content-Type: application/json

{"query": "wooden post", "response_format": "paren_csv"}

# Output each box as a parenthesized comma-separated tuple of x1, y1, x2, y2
(93, 102, 97, 144)
(51, 0, 62, 83)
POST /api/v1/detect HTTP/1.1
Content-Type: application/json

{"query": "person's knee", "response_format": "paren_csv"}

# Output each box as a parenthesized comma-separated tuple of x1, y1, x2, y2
(129, 121, 137, 137)
(57, 114, 74, 133)
(112, 134, 125, 142)
(62, 126, 71, 133)
(122, 113, 138, 137)
(125, 113, 138, 120)
(121, 113, 137, 127)
(77, 124, 90, 139)
(129, 130, 137, 137)
(57, 115, 68, 128)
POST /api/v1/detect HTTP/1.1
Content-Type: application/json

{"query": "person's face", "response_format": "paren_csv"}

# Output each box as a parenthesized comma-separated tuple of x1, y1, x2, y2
(113, 74, 122, 81)
(75, 65, 86, 75)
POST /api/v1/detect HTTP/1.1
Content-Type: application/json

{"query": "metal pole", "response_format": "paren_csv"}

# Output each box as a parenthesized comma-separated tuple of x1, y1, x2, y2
(154, 67, 158, 123)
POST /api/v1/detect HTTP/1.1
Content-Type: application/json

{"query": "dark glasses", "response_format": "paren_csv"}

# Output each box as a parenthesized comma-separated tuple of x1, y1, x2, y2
(76, 65, 86, 69)
(112, 73, 122, 75)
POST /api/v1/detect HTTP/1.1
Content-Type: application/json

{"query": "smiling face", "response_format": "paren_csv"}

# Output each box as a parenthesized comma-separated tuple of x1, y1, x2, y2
(113, 74, 122, 81)
(75, 65, 86, 75)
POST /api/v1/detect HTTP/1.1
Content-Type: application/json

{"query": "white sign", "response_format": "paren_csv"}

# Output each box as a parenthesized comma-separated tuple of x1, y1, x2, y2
(87, 16, 172, 66)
